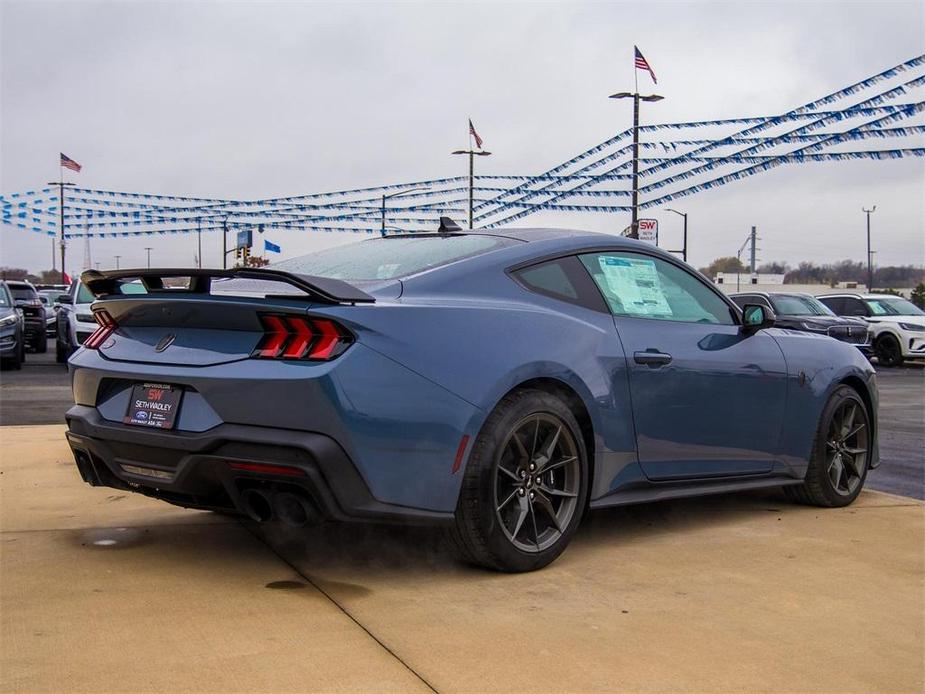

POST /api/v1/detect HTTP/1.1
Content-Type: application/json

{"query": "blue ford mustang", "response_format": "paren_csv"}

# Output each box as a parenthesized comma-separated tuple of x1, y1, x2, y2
(65, 226, 878, 572)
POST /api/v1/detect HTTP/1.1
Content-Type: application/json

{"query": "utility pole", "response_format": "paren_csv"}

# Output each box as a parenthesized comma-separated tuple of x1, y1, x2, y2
(197, 218, 202, 269)
(144, 247, 153, 268)
(609, 90, 663, 237)
(451, 149, 492, 228)
(750, 226, 758, 279)
(222, 217, 228, 269)
(664, 208, 688, 262)
(863, 206, 876, 291)
(380, 187, 430, 236)
(46, 179, 76, 280)
(114, 255, 121, 270)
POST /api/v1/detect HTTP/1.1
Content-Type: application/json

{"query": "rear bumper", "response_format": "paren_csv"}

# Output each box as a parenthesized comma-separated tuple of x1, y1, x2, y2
(65, 405, 453, 524)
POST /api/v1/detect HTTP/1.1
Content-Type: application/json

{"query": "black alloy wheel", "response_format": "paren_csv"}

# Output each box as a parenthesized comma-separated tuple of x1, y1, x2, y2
(450, 389, 589, 572)
(874, 334, 903, 367)
(786, 385, 871, 507)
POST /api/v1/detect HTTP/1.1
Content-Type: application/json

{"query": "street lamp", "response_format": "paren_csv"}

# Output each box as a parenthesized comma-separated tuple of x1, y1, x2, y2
(609, 91, 663, 238)
(452, 149, 492, 228)
(663, 208, 688, 262)
(863, 206, 876, 291)
(381, 187, 431, 237)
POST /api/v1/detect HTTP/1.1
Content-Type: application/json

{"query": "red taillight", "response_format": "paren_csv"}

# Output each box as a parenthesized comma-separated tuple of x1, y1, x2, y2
(252, 314, 353, 361)
(84, 310, 117, 349)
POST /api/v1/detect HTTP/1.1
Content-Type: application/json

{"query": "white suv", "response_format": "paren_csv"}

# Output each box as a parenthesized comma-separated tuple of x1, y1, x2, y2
(818, 293, 925, 366)
(55, 280, 98, 363)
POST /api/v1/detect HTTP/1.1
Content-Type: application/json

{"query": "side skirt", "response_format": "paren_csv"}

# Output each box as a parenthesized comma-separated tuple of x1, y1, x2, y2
(589, 475, 803, 510)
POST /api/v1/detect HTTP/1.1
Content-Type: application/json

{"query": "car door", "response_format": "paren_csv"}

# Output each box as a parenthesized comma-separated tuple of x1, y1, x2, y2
(579, 250, 788, 481)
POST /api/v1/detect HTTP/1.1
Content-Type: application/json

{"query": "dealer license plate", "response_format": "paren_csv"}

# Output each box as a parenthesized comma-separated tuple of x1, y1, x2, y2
(123, 383, 183, 429)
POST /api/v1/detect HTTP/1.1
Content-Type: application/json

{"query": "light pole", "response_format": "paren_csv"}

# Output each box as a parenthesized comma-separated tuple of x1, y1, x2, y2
(114, 255, 121, 270)
(197, 217, 202, 269)
(144, 247, 153, 268)
(664, 208, 688, 262)
(381, 187, 431, 236)
(452, 149, 492, 228)
(863, 206, 876, 291)
(609, 91, 663, 238)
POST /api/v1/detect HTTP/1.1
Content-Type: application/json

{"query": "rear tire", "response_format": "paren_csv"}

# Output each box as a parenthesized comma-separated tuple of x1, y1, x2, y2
(449, 389, 589, 572)
(56, 338, 67, 363)
(786, 385, 871, 508)
(874, 334, 903, 367)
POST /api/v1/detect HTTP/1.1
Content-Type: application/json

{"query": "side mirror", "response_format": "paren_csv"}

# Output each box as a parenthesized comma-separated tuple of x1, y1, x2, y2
(58, 295, 73, 305)
(741, 304, 776, 333)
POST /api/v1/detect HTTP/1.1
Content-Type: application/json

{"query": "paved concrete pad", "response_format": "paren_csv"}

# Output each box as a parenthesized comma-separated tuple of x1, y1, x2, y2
(0, 426, 429, 693)
(2, 425, 923, 692)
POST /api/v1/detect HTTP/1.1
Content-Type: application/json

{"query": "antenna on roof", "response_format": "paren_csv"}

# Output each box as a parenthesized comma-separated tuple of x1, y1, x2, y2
(437, 217, 462, 233)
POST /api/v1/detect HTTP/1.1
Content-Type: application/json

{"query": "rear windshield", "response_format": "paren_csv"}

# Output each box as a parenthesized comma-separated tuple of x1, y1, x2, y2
(9, 286, 37, 301)
(273, 235, 518, 281)
(76, 281, 146, 303)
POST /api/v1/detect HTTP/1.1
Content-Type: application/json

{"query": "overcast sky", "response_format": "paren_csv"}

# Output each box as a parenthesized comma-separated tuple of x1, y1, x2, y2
(2, 0, 923, 274)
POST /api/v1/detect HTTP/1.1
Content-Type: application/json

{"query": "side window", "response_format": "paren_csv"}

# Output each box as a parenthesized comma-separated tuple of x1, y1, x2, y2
(819, 297, 843, 315)
(730, 296, 750, 310)
(579, 252, 736, 325)
(512, 256, 607, 312)
(843, 297, 868, 317)
(515, 260, 579, 300)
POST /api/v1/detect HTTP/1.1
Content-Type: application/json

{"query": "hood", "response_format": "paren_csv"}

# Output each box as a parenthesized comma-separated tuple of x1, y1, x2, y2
(775, 315, 864, 330)
(866, 314, 925, 327)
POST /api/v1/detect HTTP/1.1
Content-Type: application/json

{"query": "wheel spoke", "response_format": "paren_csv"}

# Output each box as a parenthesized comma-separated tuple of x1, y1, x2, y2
(498, 464, 521, 482)
(842, 454, 862, 479)
(843, 422, 866, 441)
(828, 456, 845, 490)
(840, 404, 857, 439)
(543, 455, 577, 473)
(496, 489, 518, 512)
(536, 426, 562, 467)
(537, 483, 577, 498)
(510, 494, 529, 540)
(843, 446, 867, 456)
(511, 431, 530, 462)
(531, 419, 540, 457)
(528, 500, 541, 550)
(533, 490, 562, 533)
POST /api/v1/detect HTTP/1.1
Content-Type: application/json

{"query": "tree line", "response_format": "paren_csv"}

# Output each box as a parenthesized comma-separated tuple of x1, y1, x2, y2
(699, 257, 925, 288)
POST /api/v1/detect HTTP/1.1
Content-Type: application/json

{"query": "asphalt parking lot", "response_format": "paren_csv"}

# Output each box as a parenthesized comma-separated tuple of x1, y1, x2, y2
(1, 341, 924, 692)
(3, 339, 923, 498)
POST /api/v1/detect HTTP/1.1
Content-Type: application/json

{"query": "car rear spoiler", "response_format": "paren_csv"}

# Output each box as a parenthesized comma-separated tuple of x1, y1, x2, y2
(79, 268, 375, 305)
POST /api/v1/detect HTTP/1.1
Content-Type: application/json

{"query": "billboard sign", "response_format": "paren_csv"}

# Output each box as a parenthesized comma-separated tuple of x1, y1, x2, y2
(236, 228, 253, 250)
(637, 219, 658, 245)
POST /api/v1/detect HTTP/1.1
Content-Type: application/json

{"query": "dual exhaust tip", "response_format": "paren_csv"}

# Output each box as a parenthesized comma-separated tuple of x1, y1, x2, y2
(239, 488, 320, 527)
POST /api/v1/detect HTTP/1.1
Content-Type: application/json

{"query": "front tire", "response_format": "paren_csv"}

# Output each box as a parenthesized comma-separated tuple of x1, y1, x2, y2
(34, 335, 47, 353)
(450, 389, 589, 572)
(786, 385, 871, 507)
(874, 333, 903, 367)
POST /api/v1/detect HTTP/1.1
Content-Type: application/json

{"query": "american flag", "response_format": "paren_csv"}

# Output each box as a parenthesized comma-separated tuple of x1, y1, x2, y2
(60, 153, 81, 172)
(634, 46, 657, 84)
(469, 119, 484, 149)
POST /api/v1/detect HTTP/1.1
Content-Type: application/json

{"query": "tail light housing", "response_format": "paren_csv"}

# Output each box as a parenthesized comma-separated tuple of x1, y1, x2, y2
(84, 310, 117, 349)
(252, 314, 353, 361)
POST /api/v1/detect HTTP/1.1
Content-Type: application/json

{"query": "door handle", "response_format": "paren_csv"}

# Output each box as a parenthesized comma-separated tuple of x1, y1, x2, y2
(634, 349, 673, 367)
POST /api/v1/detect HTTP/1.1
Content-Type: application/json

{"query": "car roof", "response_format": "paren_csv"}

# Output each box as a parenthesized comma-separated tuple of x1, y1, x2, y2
(817, 293, 897, 299)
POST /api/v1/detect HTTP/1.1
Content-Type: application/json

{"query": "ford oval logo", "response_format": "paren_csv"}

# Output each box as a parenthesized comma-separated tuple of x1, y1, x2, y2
(155, 334, 176, 353)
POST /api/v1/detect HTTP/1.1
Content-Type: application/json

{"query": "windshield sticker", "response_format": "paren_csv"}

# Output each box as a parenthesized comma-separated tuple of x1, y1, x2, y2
(598, 256, 673, 317)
